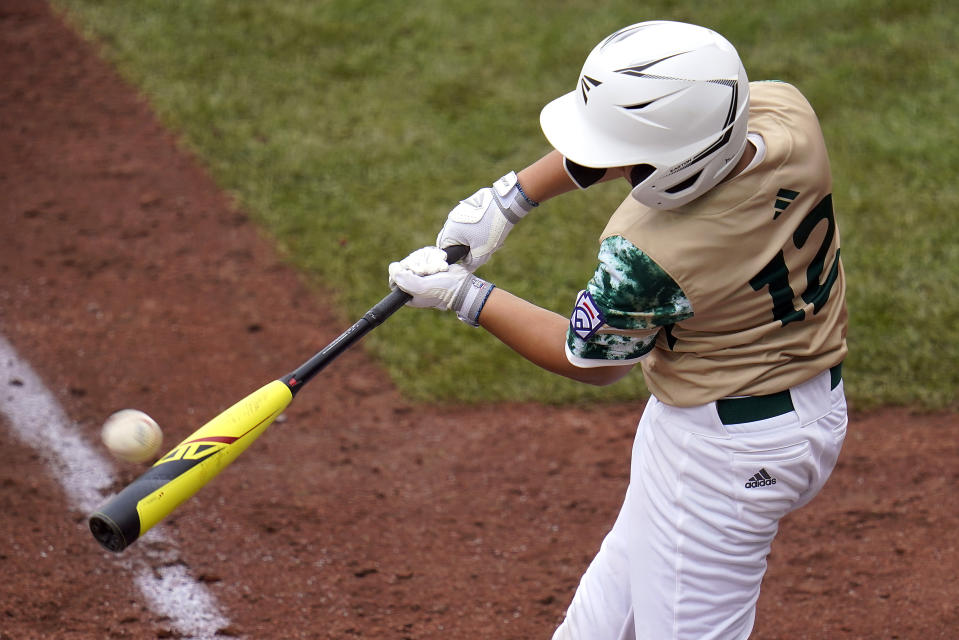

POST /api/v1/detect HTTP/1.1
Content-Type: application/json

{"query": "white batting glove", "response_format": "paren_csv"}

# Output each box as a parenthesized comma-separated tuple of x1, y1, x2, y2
(388, 246, 495, 326)
(436, 171, 538, 272)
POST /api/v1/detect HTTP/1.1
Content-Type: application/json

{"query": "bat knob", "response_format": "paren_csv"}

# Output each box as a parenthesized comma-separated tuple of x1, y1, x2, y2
(89, 512, 130, 553)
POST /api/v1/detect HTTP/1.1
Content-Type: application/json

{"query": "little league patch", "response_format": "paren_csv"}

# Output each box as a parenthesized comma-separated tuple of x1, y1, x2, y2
(570, 290, 605, 340)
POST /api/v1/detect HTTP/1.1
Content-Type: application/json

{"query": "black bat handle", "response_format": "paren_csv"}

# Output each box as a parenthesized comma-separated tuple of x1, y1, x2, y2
(374, 244, 469, 310)
(281, 245, 468, 393)
(442, 244, 470, 265)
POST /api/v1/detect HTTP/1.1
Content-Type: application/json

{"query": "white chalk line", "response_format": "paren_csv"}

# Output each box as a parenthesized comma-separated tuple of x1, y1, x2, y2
(0, 334, 231, 639)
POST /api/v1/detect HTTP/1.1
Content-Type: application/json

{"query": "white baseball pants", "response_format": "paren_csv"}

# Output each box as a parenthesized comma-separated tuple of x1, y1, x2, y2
(552, 366, 847, 640)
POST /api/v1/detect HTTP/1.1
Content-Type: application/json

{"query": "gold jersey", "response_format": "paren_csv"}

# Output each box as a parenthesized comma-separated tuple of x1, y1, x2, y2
(600, 81, 847, 406)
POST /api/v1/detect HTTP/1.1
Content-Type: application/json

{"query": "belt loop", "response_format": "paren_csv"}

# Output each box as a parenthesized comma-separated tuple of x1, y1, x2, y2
(790, 367, 833, 426)
(830, 363, 843, 389)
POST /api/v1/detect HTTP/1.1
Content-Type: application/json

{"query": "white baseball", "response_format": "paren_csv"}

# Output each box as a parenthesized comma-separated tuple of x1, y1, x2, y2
(101, 409, 163, 463)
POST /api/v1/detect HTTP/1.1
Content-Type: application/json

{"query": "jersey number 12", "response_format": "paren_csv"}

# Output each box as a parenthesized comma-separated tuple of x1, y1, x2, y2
(749, 194, 840, 326)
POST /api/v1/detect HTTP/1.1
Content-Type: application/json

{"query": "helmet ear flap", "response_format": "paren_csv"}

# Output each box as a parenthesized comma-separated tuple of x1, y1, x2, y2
(664, 170, 704, 194)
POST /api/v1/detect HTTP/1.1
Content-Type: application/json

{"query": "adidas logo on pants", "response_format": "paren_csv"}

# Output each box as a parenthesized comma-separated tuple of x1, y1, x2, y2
(745, 468, 777, 488)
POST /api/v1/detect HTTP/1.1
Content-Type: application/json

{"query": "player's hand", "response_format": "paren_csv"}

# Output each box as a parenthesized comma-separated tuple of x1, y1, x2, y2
(435, 171, 537, 272)
(389, 246, 495, 326)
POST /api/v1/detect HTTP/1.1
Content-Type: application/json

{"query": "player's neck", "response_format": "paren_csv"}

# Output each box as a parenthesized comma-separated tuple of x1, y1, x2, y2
(722, 140, 757, 184)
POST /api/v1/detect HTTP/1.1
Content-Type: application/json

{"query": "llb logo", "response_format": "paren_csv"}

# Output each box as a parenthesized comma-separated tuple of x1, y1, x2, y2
(570, 290, 605, 340)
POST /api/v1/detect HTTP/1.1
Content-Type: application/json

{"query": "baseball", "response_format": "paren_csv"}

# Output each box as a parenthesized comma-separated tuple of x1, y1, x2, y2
(101, 409, 163, 463)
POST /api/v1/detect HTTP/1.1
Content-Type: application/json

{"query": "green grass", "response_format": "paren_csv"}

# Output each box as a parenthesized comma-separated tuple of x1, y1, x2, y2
(53, 0, 958, 410)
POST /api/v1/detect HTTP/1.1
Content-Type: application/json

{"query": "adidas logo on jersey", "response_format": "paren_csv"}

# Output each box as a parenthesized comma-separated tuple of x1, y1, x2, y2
(745, 468, 777, 488)
(774, 188, 799, 219)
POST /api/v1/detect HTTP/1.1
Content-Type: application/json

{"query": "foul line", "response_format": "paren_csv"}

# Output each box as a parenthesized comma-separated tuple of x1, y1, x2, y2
(0, 334, 231, 639)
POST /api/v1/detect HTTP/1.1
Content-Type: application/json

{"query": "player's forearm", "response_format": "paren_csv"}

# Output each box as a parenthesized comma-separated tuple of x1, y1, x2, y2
(516, 150, 626, 203)
(515, 151, 578, 203)
(477, 288, 631, 386)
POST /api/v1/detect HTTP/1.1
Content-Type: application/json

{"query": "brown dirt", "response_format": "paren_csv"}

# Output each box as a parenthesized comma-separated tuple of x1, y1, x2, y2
(1, 2, 956, 638)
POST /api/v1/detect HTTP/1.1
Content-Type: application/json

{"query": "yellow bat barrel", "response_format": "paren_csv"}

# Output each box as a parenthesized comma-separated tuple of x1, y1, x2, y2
(89, 380, 293, 552)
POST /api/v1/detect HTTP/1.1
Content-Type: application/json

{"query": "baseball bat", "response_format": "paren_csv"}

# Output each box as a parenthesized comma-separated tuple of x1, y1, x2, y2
(89, 245, 468, 552)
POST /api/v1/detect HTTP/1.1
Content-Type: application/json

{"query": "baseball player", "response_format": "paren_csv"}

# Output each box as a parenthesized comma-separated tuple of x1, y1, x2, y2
(388, 20, 848, 639)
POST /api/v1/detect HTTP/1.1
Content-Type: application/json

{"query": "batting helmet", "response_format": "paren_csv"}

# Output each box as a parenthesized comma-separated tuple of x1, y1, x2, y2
(540, 21, 750, 209)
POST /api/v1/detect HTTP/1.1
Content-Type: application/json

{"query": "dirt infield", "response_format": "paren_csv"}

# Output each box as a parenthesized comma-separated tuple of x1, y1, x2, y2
(1, 2, 956, 638)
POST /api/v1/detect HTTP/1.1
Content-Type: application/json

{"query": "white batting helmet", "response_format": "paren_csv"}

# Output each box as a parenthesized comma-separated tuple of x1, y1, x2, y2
(540, 21, 750, 209)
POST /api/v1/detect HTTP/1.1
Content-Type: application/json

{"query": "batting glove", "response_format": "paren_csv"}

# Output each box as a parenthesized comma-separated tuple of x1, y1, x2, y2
(435, 171, 538, 272)
(388, 246, 495, 327)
